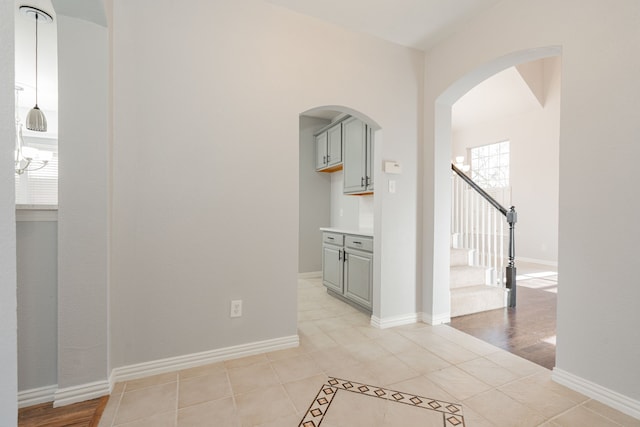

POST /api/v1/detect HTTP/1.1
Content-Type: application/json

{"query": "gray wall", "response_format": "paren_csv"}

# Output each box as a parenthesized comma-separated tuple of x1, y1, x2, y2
(299, 116, 331, 273)
(56, 14, 109, 389)
(0, 0, 18, 423)
(17, 220, 58, 391)
(110, 0, 421, 368)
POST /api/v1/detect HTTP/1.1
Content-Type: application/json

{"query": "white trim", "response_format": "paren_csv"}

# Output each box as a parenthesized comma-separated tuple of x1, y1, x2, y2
(370, 313, 418, 329)
(110, 335, 299, 384)
(517, 257, 558, 267)
(15, 208, 58, 222)
(552, 368, 640, 420)
(298, 271, 322, 279)
(421, 312, 451, 325)
(53, 380, 110, 408)
(18, 384, 57, 408)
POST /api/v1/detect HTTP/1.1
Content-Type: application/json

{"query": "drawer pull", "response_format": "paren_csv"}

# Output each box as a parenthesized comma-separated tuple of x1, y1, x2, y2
(353, 241, 362, 244)
(327, 237, 334, 240)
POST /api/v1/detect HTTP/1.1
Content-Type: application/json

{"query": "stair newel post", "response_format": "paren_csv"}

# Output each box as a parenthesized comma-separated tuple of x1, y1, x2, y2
(506, 206, 518, 308)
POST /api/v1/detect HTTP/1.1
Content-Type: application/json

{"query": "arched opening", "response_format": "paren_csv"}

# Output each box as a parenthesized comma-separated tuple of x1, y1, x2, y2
(297, 105, 382, 324)
(428, 46, 561, 364)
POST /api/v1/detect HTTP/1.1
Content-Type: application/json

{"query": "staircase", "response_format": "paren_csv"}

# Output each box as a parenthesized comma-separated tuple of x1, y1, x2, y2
(450, 162, 518, 317)
(450, 247, 507, 317)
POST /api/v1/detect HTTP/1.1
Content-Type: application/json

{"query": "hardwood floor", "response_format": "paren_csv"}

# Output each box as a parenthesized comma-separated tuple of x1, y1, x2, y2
(18, 396, 108, 427)
(449, 267, 558, 370)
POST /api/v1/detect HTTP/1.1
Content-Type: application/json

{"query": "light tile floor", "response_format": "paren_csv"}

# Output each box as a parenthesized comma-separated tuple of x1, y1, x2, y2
(98, 277, 640, 427)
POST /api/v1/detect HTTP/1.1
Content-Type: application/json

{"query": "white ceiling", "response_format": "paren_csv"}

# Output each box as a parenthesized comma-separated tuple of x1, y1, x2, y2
(452, 66, 542, 131)
(265, 0, 501, 51)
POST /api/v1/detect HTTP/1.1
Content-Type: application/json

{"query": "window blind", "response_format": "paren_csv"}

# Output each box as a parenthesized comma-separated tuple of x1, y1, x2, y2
(15, 137, 58, 205)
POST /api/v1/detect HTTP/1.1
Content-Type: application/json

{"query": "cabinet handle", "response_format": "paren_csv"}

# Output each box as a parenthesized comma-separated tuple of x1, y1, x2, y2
(338, 249, 342, 261)
(344, 252, 348, 262)
(361, 177, 365, 187)
(323, 155, 327, 164)
(365, 176, 371, 186)
(353, 241, 362, 245)
(327, 236, 334, 240)
(327, 154, 331, 162)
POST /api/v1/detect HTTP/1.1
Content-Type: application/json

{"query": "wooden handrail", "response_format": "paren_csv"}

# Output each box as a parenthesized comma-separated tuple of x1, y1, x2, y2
(451, 162, 518, 308)
(451, 163, 507, 216)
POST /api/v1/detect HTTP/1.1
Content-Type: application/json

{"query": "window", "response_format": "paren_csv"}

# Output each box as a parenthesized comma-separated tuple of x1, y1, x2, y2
(15, 136, 58, 205)
(470, 140, 509, 188)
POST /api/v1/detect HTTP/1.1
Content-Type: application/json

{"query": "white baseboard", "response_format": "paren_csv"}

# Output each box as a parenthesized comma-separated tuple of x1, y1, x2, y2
(110, 335, 299, 384)
(421, 312, 451, 325)
(53, 380, 111, 408)
(370, 313, 418, 329)
(298, 271, 322, 279)
(18, 384, 58, 408)
(517, 257, 558, 267)
(552, 368, 640, 420)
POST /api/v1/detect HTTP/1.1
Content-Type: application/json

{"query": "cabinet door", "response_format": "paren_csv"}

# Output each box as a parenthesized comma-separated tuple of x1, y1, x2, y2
(322, 245, 343, 293)
(344, 249, 372, 310)
(365, 126, 374, 191)
(327, 123, 342, 167)
(315, 132, 328, 170)
(342, 118, 367, 193)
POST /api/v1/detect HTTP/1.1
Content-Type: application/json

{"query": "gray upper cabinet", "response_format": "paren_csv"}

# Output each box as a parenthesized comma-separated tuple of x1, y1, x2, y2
(315, 123, 343, 172)
(315, 132, 328, 170)
(343, 117, 374, 194)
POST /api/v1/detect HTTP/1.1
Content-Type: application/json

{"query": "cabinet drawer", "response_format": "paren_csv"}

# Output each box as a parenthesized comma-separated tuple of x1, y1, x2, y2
(323, 232, 344, 246)
(345, 235, 373, 252)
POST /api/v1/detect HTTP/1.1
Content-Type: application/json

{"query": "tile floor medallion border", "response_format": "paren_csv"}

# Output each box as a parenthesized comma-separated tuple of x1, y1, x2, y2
(298, 376, 465, 427)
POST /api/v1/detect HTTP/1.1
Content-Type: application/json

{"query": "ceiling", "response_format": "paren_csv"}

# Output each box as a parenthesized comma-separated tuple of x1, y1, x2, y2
(452, 66, 542, 131)
(265, 0, 501, 51)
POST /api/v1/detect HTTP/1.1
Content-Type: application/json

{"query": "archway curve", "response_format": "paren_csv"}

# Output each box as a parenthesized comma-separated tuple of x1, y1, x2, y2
(300, 105, 382, 131)
(428, 45, 562, 322)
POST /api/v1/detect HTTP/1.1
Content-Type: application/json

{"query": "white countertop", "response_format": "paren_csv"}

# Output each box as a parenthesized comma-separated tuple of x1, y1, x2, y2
(320, 227, 374, 237)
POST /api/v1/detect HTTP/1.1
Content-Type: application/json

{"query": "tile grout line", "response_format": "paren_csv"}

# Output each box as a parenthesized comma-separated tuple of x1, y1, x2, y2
(109, 383, 126, 427)
(174, 374, 179, 427)
(579, 400, 628, 427)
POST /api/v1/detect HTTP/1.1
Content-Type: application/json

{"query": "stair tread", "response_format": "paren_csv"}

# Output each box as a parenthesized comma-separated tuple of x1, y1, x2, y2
(451, 285, 508, 317)
(451, 284, 505, 292)
(450, 265, 486, 271)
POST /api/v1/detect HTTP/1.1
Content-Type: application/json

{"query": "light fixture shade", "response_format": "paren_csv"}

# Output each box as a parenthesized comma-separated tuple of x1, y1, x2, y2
(26, 105, 47, 132)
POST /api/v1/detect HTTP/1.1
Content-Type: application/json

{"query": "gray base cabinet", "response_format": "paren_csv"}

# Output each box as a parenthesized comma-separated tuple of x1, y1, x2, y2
(322, 231, 373, 312)
(344, 248, 373, 309)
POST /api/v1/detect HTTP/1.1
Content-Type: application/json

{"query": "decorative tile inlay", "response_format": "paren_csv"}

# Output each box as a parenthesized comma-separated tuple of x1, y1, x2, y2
(446, 414, 464, 426)
(299, 377, 465, 426)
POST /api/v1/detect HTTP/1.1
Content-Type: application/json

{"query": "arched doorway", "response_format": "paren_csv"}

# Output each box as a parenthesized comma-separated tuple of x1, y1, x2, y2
(297, 105, 383, 321)
(424, 46, 562, 325)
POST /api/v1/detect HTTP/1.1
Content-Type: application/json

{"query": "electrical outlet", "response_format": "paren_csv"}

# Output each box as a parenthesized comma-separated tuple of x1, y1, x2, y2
(230, 300, 242, 318)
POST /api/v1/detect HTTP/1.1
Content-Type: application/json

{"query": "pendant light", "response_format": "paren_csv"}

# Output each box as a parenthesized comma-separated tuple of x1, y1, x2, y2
(20, 6, 53, 132)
